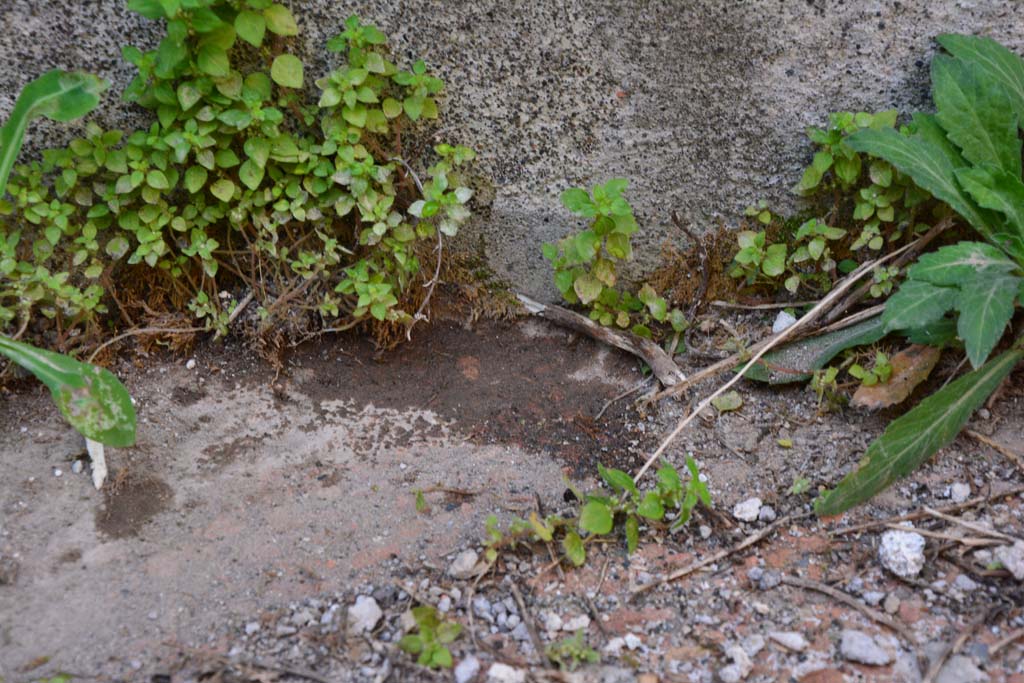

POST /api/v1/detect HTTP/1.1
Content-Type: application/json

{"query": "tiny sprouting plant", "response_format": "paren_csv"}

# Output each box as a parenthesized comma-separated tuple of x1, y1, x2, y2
(543, 179, 687, 338)
(545, 630, 600, 671)
(483, 457, 710, 568)
(397, 605, 462, 669)
(848, 350, 892, 387)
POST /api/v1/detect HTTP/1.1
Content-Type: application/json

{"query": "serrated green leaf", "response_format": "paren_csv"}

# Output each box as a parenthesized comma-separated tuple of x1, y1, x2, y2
(956, 272, 1021, 367)
(938, 34, 1024, 125)
(0, 337, 136, 446)
(606, 232, 631, 260)
(847, 114, 1001, 243)
(561, 187, 593, 214)
(271, 54, 304, 89)
(932, 55, 1021, 176)
(907, 240, 1019, 286)
(816, 348, 1024, 515)
(882, 280, 958, 333)
(956, 164, 1024, 244)
(579, 500, 613, 535)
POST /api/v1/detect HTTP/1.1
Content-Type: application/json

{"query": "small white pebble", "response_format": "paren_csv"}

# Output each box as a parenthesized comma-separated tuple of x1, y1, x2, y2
(185, 358, 197, 370)
(53, 468, 63, 477)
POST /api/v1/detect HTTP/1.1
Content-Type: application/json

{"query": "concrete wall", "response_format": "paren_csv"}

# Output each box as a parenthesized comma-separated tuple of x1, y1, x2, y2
(2, 1, 1022, 299)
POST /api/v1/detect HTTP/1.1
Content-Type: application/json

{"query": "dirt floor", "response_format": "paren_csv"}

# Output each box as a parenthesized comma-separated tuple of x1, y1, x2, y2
(1, 315, 1023, 683)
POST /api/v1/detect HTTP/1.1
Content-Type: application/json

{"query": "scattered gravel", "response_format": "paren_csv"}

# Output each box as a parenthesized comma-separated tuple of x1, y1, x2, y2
(996, 541, 1024, 580)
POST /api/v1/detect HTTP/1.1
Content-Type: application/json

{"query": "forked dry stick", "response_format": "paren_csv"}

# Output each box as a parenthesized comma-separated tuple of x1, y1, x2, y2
(632, 243, 914, 485)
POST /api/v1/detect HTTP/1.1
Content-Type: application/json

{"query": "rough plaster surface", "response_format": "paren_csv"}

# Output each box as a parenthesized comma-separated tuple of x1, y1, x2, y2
(1, 1, 1022, 298)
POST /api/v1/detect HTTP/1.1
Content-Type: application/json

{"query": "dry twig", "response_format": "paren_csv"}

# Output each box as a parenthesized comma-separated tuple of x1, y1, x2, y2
(516, 293, 685, 387)
(631, 513, 811, 596)
(966, 429, 1024, 473)
(510, 580, 547, 665)
(781, 576, 917, 643)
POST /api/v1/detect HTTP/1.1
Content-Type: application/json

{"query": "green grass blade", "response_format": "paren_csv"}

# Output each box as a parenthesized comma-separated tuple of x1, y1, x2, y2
(0, 337, 136, 447)
(815, 347, 1023, 515)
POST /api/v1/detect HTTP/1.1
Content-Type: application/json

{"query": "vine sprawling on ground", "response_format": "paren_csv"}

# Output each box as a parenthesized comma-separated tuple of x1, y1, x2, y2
(0, 0, 474, 354)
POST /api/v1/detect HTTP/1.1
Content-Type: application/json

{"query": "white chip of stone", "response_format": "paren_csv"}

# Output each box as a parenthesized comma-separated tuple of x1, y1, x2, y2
(733, 497, 763, 522)
(348, 595, 383, 633)
(879, 528, 926, 578)
(768, 630, 808, 652)
(772, 310, 798, 334)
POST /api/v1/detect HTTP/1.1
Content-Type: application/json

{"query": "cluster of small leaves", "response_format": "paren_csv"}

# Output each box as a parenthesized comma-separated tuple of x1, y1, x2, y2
(729, 218, 847, 293)
(848, 350, 892, 387)
(397, 605, 462, 669)
(795, 110, 932, 251)
(543, 180, 687, 338)
(483, 457, 710, 569)
(545, 630, 600, 671)
(0, 1, 474, 341)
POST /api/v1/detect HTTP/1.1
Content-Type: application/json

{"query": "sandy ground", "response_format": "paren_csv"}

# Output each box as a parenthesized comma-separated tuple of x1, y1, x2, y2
(1, 317, 1023, 683)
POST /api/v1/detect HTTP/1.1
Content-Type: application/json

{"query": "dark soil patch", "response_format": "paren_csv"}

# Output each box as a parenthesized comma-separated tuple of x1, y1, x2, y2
(296, 319, 655, 475)
(95, 475, 174, 539)
(200, 433, 270, 470)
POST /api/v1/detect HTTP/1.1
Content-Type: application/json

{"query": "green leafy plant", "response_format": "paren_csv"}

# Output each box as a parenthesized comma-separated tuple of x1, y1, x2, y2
(848, 350, 892, 387)
(545, 630, 600, 671)
(484, 456, 710, 568)
(810, 34, 1024, 514)
(1, 3, 474, 347)
(544, 180, 687, 338)
(0, 69, 136, 447)
(398, 605, 461, 669)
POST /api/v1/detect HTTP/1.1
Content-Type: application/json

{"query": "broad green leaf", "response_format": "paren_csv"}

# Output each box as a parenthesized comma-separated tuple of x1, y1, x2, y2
(882, 280, 958, 333)
(382, 97, 403, 119)
(561, 187, 593, 214)
(271, 54, 304, 89)
(0, 337, 136, 446)
(956, 272, 1021, 367)
(238, 159, 264, 190)
(956, 164, 1024, 244)
(606, 232, 631, 259)
(235, 10, 266, 47)
(0, 70, 108, 197)
(711, 390, 743, 412)
(155, 20, 188, 78)
(403, 96, 424, 120)
(932, 55, 1021, 176)
(210, 178, 236, 202)
(184, 165, 207, 193)
(563, 531, 585, 567)
(745, 314, 886, 384)
(815, 348, 1024, 515)
(243, 137, 271, 168)
(264, 3, 299, 35)
(574, 274, 602, 305)
(598, 464, 637, 496)
(847, 114, 1000, 243)
(146, 169, 169, 190)
(938, 34, 1024, 125)
(197, 45, 230, 78)
(907, 241, 1019, 286)
(636, 492, 665, 520)
(762, 243, 787, 276)
(579, 501, 613, 535)
(127, 0, 166, 19)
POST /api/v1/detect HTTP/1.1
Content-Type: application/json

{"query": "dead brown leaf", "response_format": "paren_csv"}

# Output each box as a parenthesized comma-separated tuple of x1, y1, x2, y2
(851, 344, 941, 410)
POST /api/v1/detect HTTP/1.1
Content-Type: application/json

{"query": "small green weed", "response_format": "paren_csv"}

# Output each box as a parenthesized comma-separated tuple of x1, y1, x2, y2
(546, 630, 600, 671)
(397, 605, 461, 669)
(543, 179, 687, 338)
(484, 456, 710, 568)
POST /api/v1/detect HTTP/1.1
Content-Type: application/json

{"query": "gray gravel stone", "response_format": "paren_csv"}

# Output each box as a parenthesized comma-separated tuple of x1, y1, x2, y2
(996, 541, 1024, 580)
(348, 596, 383, 633)
(455, 654, 481, 683)
(448, 549, 480, 579)
(733, 497, 762, 522)
(840, 630, 892, 666)
(768, 631, 808, 652)
(935, 655, 987, 683)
